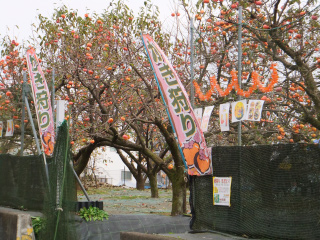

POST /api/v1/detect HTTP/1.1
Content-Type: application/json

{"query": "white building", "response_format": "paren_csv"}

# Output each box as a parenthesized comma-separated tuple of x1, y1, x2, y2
(82, 146, 170, 189)
(82, 146, 137, 188)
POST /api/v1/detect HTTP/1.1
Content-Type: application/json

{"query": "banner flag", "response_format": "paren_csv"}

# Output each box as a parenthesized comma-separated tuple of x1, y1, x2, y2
(5, 120, 14, 137)
(194, 108, 203, 126)
(246, 100, 264, 121)
(0, 121, 3, 137)
(142, 34, 212, 176)
(219, 103, 230, 132)
(26, 48, 55, 155)
(231, 100, 247, 122)
(200, 106, 214, 132)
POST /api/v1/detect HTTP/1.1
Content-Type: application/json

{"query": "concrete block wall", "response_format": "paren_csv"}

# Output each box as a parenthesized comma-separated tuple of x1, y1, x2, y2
(0, 207, 35, 240)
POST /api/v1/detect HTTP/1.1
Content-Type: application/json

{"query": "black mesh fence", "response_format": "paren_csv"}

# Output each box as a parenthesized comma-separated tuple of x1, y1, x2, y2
(39, 120, 78, 240)
(0, 153, 51, 211)
(190, 144, 320, 240)
(0, 121, 77, 240)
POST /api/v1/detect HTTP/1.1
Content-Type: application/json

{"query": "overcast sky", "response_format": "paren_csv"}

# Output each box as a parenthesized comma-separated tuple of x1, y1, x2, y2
(0, 0, 179, 45)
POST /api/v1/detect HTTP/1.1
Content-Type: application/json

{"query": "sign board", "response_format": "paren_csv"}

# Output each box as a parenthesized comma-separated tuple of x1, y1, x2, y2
(213, 177, 232, 206)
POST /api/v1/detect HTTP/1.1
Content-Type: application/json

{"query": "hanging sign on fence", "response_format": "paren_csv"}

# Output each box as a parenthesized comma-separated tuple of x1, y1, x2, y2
(0, 121, 3, 137)
(5, 119, 14, 137)
(231, 100, 247, 122)
(26, 48, 55, 156)
(213, 177, 232, 206)
(201, 106, 214, 133)
(142, 34, 212, 176)
(219, 103, 230, 132)
(246, 100, 264, 121)
(220, 100, 265, 132)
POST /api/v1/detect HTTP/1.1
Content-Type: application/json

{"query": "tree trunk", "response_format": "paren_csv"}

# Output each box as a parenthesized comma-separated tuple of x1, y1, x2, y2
(182, 183, 187, 213)
(148, 173, 159, 198)
(136, 173, 146, 190)
(170, 172, 186, 216)
(73, 144, 96, 176)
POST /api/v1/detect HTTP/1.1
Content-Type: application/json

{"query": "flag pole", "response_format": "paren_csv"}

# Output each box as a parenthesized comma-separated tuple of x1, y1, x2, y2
(237, 6, 242, 146)
(190, 18, 195, 109)
(20, 72, 26, 156)
(52, 68, 55, 130)
(25, 94, 50, 188)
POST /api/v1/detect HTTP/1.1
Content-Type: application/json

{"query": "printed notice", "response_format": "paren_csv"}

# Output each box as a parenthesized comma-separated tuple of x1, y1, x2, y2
(213, 177, 232, 206)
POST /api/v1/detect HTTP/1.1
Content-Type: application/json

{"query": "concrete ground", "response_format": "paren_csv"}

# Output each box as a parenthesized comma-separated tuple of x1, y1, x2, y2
(0, 187, 261, 240)
(121, 231, 257, 240)
(161, 232, 259, 240)
(0, 206, 259, 240)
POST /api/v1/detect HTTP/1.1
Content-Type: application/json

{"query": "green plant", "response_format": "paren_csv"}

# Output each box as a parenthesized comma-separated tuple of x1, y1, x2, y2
(31, 216, 44, 237)
(18, 205, 27, 211)
(78, 206, 109, 222)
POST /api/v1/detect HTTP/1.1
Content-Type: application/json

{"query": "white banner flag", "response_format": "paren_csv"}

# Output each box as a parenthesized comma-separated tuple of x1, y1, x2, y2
(56, 100, 66, 127)
(194, 108, 203, 126)
(201, 106, 214, 132)
(219, 103, 230, 132)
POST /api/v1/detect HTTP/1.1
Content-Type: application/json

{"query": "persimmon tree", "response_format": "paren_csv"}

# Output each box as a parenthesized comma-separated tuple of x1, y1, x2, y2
(0, 38, 41, 154)
(28, 0, 189, 215)
(4, 0, 319, 216)
(174, 0, 320, 145)
(117, 145, 169, 197)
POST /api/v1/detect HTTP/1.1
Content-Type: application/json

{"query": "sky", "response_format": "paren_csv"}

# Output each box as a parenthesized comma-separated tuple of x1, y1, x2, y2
(0, 0, 178, 45)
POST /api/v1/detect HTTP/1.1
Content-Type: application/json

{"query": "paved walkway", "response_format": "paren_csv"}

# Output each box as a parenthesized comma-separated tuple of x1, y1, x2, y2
(0, 207, 259, 240)
(74, 213, 259, 240)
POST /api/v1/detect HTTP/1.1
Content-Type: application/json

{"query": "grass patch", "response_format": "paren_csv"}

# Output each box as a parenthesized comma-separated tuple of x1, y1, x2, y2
(94, 195, 170, 200)
(78, 187, 173, 197)
(150, 212, 172, 216)
(78, 188, 111, 195)
(104, 195, 147, 200)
